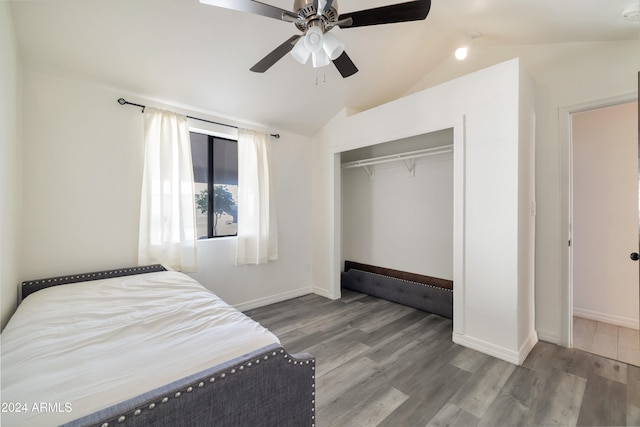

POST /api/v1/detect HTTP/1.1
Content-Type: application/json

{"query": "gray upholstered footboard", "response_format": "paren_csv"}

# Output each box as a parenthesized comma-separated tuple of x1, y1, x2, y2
(62, 343, 316, 427)
(341, 265, 453, 319)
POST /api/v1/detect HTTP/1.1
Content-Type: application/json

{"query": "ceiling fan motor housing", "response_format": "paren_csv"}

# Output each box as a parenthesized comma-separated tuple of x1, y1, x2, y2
(293, 0, 339, 32)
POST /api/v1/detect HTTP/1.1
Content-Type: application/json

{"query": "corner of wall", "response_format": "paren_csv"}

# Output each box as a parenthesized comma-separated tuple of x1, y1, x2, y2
(1, 2, 21, 330)
(517, 60, 538, 352)
(309, 132, 332, 297)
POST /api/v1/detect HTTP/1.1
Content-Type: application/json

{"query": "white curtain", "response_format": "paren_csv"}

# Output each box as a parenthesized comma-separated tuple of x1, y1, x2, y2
(235, 129, 278, 265)
(138, 108, 197, 272)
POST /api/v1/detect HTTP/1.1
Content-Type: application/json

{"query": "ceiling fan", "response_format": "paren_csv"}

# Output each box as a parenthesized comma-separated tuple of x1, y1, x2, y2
(199, 0, 431, 78)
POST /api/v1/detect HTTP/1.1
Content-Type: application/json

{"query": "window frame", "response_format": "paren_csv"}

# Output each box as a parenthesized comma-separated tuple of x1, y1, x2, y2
(189, 126, 239, 240)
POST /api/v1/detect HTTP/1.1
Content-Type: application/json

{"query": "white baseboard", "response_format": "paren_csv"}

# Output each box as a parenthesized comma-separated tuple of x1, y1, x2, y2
(234, 287, 313, 311)
(518, 330, 539, 364)
(312, 286, 340, 300)
(234, 286, 341, 312)
(537, 329, 562, 345)
(453, 332, 533, 365)
(573, 307, 639, 330)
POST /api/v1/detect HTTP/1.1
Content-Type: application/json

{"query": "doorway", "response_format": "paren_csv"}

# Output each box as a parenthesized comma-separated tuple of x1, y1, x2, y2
(570, 100, 639, 365)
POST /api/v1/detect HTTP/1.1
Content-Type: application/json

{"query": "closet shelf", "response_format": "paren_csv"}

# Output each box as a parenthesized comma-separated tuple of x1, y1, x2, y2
(341, 145, 453, 169)
(341, 145, 453, 179)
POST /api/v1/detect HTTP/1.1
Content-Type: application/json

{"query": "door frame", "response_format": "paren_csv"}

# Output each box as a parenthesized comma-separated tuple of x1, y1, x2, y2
(560, 92, 639, 347)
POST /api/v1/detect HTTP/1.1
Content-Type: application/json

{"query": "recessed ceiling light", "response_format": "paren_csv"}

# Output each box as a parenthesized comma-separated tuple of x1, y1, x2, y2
(455, 47, 468, 60)
(454, 31, 481, 61)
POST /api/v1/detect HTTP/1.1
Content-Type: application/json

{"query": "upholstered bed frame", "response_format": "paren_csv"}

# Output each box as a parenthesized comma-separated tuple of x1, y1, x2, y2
(18, 266, 316, 427)
(63, 343, 315, 427)
(20, 264, 168, 301)
(341, 261, 453, 319)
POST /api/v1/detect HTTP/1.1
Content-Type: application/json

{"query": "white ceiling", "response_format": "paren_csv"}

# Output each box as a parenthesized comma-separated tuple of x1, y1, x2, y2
(8, 0, 640, 136)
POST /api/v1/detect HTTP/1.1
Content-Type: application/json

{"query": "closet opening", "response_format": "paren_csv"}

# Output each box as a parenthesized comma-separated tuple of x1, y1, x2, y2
(339, 128, 455, 320)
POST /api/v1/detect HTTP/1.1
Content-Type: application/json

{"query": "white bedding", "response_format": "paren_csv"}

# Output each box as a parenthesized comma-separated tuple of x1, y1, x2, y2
(0, 271, 280, 427)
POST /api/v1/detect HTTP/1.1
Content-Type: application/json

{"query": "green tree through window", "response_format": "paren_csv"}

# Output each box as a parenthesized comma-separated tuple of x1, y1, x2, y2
(195, 186, 236, 236)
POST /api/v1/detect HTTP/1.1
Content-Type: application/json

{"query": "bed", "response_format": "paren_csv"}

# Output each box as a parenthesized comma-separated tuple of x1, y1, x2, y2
(341, 261, 453, 319)
(1, 265, 315, 427)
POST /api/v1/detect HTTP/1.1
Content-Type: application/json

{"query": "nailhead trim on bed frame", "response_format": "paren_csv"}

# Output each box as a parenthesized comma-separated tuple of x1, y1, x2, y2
(95, 349, 316, 426)
(20, 264, 167, 302)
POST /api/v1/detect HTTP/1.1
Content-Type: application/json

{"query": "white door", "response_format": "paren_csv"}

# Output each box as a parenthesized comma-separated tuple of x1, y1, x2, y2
(572, 101, 639, 362)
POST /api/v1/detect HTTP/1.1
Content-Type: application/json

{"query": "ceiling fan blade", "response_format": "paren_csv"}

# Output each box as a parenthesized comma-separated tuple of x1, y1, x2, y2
(199, 0, 298, 22)
(327, 17, 352, 29)
(332, 51, 358, 78)
(250, 35, 302, 73)
(338, 0, 431, 28)
(324, 0, 334, 12)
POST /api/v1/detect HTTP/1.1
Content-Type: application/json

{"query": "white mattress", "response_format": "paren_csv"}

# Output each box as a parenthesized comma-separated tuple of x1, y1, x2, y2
(0, 271, 280, 427)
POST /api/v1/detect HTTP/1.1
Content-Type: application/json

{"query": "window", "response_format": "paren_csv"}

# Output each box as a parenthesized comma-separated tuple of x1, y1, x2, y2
(190, 131, 238, 239)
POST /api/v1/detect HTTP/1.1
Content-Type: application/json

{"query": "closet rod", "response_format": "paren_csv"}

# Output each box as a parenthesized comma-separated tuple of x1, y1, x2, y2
(117, 98, 280, 139)
(341, 144, 453, 169)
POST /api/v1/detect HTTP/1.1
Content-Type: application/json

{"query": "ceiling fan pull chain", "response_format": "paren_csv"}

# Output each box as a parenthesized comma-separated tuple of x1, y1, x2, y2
(315, 72, 327, 86)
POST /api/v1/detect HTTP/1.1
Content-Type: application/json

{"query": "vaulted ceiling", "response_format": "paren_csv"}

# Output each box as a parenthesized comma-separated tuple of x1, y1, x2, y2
(8, 0, 639, 136)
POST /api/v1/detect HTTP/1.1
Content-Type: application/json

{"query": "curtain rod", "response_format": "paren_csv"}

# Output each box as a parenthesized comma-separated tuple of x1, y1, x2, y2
(117, 98, 280, 139)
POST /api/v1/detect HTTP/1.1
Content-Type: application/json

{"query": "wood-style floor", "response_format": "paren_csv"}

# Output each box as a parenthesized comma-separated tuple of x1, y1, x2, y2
(245, 290, 640, 427)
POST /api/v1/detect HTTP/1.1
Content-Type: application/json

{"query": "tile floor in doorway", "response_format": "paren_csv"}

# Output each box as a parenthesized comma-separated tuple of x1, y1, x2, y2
(573, 316, 640, 366)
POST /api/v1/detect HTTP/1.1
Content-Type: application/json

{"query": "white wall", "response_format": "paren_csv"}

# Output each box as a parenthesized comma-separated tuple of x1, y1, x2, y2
(189, 129, 314, 310)
(313, 59, 537, 364)
(310, 127, 333, 299)
(342, 146, 454, 280)
(0, 3, 21, 330)
(408, 40, 640, 344)
(573, 102, 639, 328)
(17, 70, 314, 317)
(20, 71, 143, 278)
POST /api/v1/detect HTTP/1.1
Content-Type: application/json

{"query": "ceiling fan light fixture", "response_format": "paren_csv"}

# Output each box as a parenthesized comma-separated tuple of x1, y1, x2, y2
(291, 37, 311, 64)
(322, 31, 345, 60)
(304, 26, 324, 53)
(312, 51, 330, 68)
